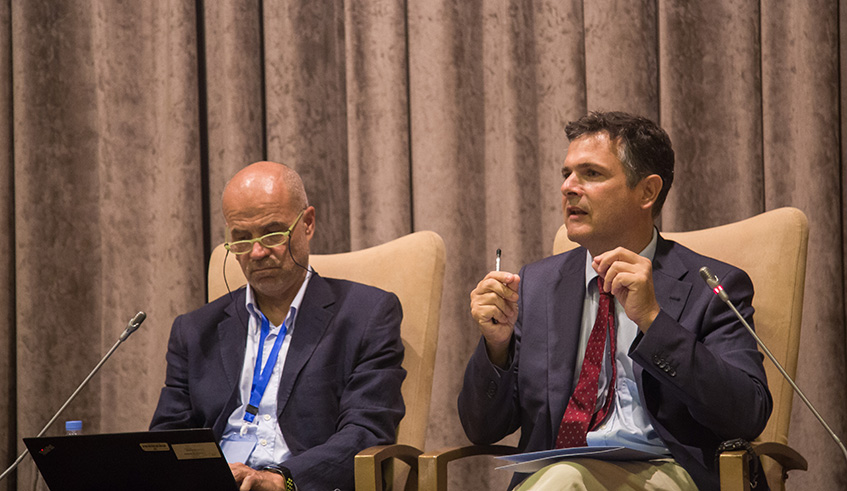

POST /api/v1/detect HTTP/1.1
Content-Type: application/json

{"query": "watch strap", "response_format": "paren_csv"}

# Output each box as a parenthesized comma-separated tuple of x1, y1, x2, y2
(262, 466, 296, 491)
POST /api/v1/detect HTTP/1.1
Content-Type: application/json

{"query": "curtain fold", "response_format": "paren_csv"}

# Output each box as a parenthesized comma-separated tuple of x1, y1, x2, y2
(203, 0, 266, 246)
(408, 3, 494, 484)
(2, 1, 846, 490)
(0, 1, 12, 487)
(585, 0, 658, 119)
(264, 0, 350, 255)
(344, 0, 412, 249)
(659, 1, 764, 228)
(10, 1, 205, 489)
(760, 3, 846, 490)
(14, 3, 107, 487)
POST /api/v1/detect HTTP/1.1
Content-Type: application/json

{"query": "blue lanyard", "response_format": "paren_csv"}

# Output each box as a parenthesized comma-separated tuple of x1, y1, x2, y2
(243, 309, 291, 424)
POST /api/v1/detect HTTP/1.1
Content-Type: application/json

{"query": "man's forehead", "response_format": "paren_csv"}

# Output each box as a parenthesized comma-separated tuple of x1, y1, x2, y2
(239, 172, 282, 195)
(228, 218, 289, 230)
(569, 131, 617, 149)
(224, 201, 296, 227)
(564, 133, 620, 165)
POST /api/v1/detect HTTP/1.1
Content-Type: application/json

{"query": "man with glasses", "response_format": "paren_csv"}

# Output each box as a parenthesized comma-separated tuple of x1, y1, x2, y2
(151, 161, 406, 491)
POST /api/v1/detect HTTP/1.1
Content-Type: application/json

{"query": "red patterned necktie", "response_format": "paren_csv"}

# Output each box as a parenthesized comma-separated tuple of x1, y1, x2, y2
(555, 277, 617, 448)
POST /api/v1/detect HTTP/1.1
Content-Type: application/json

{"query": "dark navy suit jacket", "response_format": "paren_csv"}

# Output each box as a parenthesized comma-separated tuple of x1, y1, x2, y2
(150, 273, 406, 490)
(458, 236, 771, 491)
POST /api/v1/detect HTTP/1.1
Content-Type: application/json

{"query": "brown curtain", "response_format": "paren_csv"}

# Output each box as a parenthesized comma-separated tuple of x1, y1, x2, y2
(1, 1, 845, 490)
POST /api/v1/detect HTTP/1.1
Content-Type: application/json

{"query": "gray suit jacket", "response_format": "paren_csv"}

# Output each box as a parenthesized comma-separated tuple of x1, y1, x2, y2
(458, 236, 771, 491)
(150, 273, 406, 490)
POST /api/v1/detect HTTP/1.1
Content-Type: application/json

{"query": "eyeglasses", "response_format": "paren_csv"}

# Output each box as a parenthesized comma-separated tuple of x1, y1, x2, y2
(224, 210, 305, 255)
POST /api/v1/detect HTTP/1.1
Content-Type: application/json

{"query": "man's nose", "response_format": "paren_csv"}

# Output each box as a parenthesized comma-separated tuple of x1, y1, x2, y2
(561, 173, 580, 195)
(248, 240, 271, 259)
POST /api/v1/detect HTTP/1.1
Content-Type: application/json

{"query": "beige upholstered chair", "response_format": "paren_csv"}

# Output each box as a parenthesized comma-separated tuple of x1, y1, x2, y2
(420, 207, 809, 491)
(207, 231, 446, 491)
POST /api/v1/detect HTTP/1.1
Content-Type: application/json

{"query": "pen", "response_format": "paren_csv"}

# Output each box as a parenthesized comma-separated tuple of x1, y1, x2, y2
(492, 248, 501, 325)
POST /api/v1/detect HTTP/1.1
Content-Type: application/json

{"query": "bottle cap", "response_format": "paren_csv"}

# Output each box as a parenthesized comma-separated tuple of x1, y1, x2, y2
(65, 420, 83, 432)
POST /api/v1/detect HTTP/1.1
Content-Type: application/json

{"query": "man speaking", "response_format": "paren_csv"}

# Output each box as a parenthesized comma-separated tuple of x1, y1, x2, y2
(460, 112, 771, 490)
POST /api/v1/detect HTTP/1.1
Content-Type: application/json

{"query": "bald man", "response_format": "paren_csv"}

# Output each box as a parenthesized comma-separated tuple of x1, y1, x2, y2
(151, 162, 406, 491)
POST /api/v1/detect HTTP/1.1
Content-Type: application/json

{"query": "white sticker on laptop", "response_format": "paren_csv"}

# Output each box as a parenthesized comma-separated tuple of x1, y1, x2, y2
(172, 442, 222, 460)
(140, 442, 170, 452)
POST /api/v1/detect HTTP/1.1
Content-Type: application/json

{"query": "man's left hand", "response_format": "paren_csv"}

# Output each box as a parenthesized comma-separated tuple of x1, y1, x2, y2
(229, 463, 286, 491)
(592, 247, 660, 332)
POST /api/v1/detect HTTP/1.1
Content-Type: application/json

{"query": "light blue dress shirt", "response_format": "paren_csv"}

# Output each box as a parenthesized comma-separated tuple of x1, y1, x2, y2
(577, 229, 670, 455)
(220, 269, 312, 468)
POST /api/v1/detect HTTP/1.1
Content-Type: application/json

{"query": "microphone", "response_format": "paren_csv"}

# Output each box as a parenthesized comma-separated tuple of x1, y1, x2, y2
(698, 266, 728, 302)
(699, 267, 847, 464)
(0, 311, 147, 482)
(120, 311, 147, 341)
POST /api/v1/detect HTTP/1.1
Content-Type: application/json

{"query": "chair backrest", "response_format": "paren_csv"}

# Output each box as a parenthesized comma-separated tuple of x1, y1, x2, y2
(207, 231, 446, 451)
(553, 207, 809, 446)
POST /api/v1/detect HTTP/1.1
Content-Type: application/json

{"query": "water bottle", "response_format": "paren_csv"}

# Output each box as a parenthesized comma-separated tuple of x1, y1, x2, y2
(64, 420, 83, 436)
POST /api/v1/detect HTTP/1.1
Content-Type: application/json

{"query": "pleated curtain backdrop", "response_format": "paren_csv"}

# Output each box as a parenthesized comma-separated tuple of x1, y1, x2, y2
(1, 1, 845, 490)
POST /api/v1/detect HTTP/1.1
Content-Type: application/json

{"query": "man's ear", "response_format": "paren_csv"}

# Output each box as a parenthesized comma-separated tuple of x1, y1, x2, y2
(640, 174, 663, 210)
(302, 206, 316, 239)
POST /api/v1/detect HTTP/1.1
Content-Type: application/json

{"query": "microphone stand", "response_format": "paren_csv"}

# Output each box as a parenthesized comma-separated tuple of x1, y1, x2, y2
(0, 311, 146, 483)
(699, 267, 847, 464)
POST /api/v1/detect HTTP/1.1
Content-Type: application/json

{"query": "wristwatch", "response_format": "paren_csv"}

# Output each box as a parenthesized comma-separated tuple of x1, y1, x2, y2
(262, 466, 296, 491)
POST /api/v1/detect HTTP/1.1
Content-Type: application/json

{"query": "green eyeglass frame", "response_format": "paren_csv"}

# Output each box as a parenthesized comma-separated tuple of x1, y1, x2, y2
(224, 209, 305, 255)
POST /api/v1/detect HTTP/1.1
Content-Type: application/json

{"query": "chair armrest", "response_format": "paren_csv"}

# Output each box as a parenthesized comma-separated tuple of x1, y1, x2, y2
(751, 441, 808, 472)
(419, 445, 517, 491)
(718, 441, 807, 491)
(355, 444, 423, 491)
(719, 450, 751, 491)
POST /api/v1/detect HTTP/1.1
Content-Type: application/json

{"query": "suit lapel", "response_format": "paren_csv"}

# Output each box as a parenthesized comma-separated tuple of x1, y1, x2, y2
(651, 236, 692, 322)
(212, 290, 250, 437)
(630, 235, 692, 387)
(547, 249, 588, 434)
(219, 290, 250, 387)
(276, 273, 334, 415)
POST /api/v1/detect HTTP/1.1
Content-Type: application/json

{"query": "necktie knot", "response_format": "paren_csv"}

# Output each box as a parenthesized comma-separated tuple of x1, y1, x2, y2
(596, 277, 613, 300)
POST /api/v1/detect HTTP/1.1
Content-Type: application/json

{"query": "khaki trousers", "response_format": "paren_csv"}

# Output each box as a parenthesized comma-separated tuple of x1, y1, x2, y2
(513, 458, 698, 491)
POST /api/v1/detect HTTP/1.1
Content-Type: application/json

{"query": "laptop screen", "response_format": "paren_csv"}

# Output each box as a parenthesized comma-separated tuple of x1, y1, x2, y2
(24, 428, 238, 491)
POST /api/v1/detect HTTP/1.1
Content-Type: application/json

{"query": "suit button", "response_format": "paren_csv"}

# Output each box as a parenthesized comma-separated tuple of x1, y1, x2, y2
(486, 380, 497, 398)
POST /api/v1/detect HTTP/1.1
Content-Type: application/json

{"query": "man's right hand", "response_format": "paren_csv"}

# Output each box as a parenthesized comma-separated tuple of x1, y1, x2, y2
(229, 463, 286, 491)
(469, 271, 521, 368)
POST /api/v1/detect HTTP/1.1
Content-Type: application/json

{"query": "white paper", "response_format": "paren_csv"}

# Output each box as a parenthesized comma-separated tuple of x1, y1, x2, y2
(495, 446, 667, 473)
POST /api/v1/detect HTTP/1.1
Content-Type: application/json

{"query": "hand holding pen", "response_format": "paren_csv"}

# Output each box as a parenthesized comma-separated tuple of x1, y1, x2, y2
(469, 248, 521, 367)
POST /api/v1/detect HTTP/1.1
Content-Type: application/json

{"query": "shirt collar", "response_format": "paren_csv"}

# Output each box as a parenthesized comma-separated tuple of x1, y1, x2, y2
(245, 266, 313, 331)
(583, 227, 659, 292)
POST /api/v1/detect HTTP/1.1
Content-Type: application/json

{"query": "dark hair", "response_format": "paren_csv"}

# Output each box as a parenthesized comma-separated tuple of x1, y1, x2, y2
(565, 111, 674, 217)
